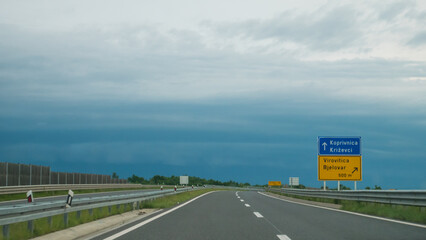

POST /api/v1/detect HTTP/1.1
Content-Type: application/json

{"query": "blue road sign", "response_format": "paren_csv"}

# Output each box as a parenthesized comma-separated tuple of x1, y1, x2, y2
(318, 136, 361, 155)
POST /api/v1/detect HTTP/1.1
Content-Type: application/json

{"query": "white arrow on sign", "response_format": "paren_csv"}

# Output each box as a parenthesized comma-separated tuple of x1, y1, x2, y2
(322, 142, 327, 151)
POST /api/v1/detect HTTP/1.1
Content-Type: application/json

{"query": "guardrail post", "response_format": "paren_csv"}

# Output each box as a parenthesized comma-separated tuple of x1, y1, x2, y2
(29, 165, 32, 185)
(18, 164, 21, 186)
(27, 220, 34, 235)
(108, 206, 112, 214)
(5, 162, 8, 186)
(77, 211, 81, 219)
(40, 166, 42, 185)
(2, 225, 10, 239)
(48, 216, 53, 228)
(64, 213, 68, 227)
(89, 209, 93, 216)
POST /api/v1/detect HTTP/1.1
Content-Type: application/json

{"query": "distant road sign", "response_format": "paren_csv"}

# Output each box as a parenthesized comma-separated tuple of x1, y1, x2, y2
(180, 176, 189, 185)
(268, 181, 281, 186)
(318, 136, 361, 156)
(318, 156, 362, 181)
(289, 177, 299, 186)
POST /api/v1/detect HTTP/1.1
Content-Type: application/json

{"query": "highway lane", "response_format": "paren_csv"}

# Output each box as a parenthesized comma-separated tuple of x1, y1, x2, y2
(94, 191, 279, 240)
(240, 191, 426, 240)
(94, 191, 426, 240)
(0, 188, 163, 207)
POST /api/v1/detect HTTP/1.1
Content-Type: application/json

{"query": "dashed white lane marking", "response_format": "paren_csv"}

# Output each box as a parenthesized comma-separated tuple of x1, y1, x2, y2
(240, 199, 244, 202)
(277, 234, 291, 240)
(245, 204, 251, 207)
(258, 192, 426, 229)
(103, 191, 215, 240)
(253, 212, 263, 218)
(237, 196, 240, 199)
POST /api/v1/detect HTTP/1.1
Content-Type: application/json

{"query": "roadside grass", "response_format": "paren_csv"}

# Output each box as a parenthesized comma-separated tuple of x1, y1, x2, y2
(268, 191, 426, 224)
(0, 205, 130, 240)
(0, 186, 168, 202)
(141, 188, 215, 209)
(341, 201, 426, 224)
(0, 188, 216, 240)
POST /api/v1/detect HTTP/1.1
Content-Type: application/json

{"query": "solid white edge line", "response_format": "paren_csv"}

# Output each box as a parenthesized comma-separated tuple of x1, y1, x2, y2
(258, 192, 426, 229)
(103, 191, 216, 240)
(253, 212, 263, 218)
(277, 234, 291, 240)
(87, 209, 164, 239)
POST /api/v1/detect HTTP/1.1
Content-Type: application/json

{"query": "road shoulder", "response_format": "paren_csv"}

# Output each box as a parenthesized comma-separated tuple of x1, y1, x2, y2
(263, 191, 342, 209)
(31, 209, 160, 240)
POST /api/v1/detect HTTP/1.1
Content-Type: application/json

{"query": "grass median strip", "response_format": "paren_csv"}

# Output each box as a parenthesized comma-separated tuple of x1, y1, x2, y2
(0, 188, 216, 240)
(268, 191, 426, 224)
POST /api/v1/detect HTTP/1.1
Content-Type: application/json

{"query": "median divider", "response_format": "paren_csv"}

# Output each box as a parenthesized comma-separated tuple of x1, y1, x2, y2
(0, 187, 196, 239)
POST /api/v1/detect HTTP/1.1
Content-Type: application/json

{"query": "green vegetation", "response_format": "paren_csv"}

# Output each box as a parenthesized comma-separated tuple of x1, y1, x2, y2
(0, 204, 130, 240)
(0, 187, 153, 203)
(269, 191, 426, 224)
(128, 174, 252, 187)
(0, 189, 216, 240)
(141, 188, 215, 209)
(364, 185, 382, 190)
(341, 201, 425, 224)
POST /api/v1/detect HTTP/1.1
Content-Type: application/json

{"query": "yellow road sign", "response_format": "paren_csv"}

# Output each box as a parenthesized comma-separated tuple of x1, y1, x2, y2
(318, 156, 362, 181)
(268, 181, 281, 186)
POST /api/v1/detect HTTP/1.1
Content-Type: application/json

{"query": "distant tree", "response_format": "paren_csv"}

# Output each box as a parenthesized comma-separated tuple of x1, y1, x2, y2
(340, 184, 351, 190)
(128, 174, 147, 184)
(112, 172, 119, 179)
(374, 185, 382, 190)
(365, 186, 371, 190)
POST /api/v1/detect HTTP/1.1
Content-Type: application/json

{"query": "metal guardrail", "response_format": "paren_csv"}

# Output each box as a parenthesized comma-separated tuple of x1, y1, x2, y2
(0, 187, 194, 228)
(268, 188, 426, 207)
(0, 184, 149, 195)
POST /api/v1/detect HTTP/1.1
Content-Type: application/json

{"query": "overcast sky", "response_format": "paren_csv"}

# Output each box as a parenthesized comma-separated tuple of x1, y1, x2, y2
(1, 0, 425, 189)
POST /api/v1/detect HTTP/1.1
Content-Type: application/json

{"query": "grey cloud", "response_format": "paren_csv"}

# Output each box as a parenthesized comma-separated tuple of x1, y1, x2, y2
(209, 5, 362, 51)
(407, 31, 426, 46)
(378, 1, 415, 20)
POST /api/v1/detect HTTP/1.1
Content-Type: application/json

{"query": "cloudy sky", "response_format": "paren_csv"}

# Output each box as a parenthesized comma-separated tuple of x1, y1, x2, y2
(1, 0, 425, 189)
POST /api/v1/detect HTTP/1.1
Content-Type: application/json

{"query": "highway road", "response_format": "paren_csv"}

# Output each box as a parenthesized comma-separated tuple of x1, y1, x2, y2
(93, 190, 426, 240)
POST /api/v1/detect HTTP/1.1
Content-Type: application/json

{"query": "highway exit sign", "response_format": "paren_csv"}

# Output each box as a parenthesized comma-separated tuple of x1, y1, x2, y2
(318, 137, 361, 156)
(268, 181, 281, 186)
(318, 156, 362, 181)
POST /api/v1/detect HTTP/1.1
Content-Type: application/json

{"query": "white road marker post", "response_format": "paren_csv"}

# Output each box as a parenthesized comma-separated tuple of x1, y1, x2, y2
(66, 189, 74, 207)
(26, 190, 34, 203)
(354, 181, 357, 190)
(338, 181, 340, 191)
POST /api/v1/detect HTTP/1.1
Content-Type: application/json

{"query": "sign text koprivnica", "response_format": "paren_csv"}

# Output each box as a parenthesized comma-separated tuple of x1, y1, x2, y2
(318, 137, 361, 156)
(318, 156, 362, 181)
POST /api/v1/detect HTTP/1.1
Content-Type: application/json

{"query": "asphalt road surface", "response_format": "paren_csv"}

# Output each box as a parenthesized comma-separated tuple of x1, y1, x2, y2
(93, 191, 426, 240)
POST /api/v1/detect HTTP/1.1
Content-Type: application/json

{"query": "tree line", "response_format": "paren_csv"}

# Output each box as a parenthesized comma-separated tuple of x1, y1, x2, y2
(127, 174, 252, 187)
